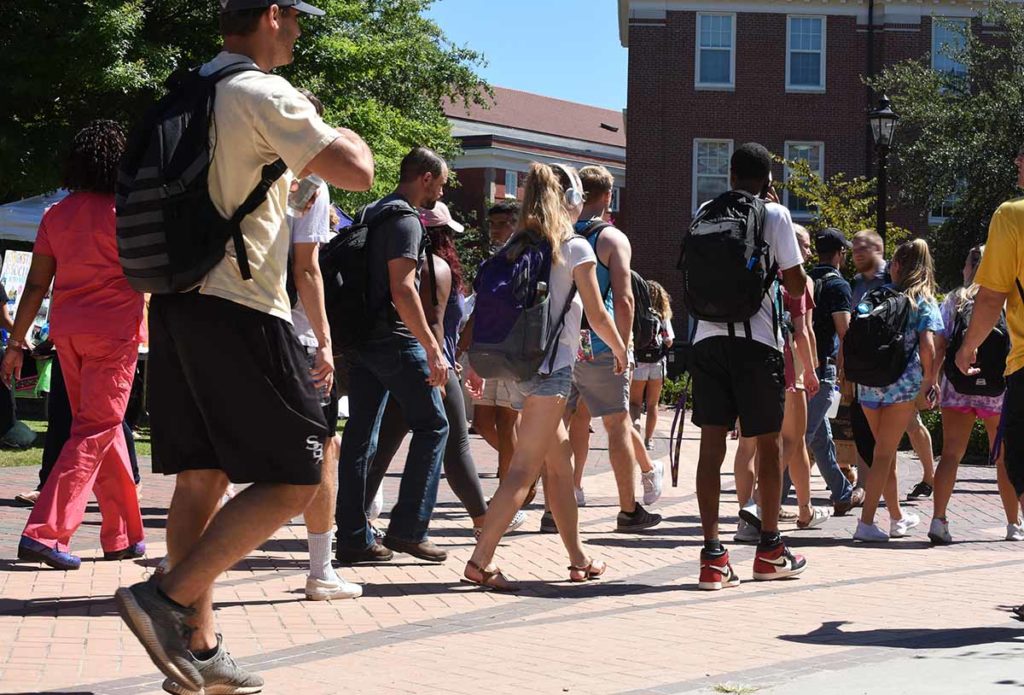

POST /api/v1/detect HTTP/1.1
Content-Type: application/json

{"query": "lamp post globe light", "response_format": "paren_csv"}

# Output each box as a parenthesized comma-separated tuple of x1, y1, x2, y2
(869, 95, 899, 245)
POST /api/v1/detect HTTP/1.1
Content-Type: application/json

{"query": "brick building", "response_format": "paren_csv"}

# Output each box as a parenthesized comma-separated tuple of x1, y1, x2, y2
(443, 86, 627, 229)
(618, 0, 981, 299)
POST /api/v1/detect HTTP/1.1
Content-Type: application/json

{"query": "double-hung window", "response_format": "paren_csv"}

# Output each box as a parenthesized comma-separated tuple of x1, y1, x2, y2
(504, 170, 518, 197)
(932, 18, 968, 77)
(787, 16, 826, 92)
(696, 13, 735, 89)
(784, 142, 825, 218)
(693, 139, 733, 212)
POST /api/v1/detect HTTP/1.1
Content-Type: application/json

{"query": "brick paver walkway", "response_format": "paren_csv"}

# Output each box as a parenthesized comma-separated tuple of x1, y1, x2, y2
(1, 409, 1022, 694)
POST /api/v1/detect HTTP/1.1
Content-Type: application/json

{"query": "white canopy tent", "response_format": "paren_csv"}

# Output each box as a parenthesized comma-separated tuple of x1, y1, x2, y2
(0, 190, 69, 243)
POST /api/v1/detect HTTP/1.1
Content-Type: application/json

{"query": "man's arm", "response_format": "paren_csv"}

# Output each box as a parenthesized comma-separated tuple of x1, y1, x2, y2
(956, 286, 1007, 375)
(388, 257, 447, 386)
(599, 228, 635, 349)
(304, 127, 374, 191)
(292, 241, 334, 389)
(781, 265, 808, 297)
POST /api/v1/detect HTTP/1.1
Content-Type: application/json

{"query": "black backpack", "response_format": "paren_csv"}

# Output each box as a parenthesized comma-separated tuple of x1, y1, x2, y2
(318, 202, 434, 354)
(943, 296, 1010, 396)
(580, 222, 660, 351)
(843, 287, 913, 387)
(679, 191, 776, 332)
(116, 64, 286, 293)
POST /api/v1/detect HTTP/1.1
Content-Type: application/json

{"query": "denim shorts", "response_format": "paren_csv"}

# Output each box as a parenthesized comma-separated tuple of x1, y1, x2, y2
(512, 366, 573, 407)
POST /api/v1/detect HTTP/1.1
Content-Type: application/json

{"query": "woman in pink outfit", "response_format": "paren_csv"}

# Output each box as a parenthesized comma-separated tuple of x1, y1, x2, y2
(5, 121, 146, 570)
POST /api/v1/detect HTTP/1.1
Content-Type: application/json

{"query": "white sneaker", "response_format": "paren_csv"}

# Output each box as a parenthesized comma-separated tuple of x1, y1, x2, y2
(929, 517, 952, 545)
(474, 510, 529, 539)
(219, 483, 236, 508)
(645, 439, 655, 451)
(733, 518, 760, 543)
(739, 502, 762, 531)
(890, 512, 920, 538)
(574, 486, 587, 507)
(1007, 520, 1024, 541)
(305, 573, 362, 601)
(854, 520, 890, 542)
(368, 485, 384, 522)
(642, 460, 664, 506)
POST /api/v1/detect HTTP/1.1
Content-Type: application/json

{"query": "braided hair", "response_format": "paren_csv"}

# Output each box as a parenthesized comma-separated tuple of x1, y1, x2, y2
(61, 120, 126, 194)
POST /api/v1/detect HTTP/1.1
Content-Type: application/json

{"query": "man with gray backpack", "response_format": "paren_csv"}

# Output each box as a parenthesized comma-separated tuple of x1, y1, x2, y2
(680, 143, 809, 591)
(112, 2, 374, 692)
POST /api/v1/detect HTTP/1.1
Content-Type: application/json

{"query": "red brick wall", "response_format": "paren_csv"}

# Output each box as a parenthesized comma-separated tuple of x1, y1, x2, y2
(446, 167, 489, 228)
(626, 10, 937, 301)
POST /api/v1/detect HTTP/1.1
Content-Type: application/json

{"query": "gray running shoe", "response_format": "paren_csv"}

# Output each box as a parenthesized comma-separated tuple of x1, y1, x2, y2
(115, 578, 202, 692)
(162, 635, 264, 694)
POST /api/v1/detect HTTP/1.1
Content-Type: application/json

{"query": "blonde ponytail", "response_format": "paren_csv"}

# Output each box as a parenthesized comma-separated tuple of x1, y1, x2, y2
(518, 162, 577, 265)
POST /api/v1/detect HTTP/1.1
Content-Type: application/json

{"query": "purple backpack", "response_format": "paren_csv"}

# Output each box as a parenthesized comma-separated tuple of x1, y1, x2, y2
(469, 231, 576, 381)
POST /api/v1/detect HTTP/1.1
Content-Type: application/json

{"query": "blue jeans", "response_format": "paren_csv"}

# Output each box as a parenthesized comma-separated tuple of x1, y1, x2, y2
(335, 335, 449, 551)
(805, 365, 852, 503)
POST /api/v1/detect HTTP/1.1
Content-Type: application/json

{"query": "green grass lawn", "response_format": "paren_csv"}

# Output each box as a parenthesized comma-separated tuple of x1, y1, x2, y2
(0, 420, 153, 469)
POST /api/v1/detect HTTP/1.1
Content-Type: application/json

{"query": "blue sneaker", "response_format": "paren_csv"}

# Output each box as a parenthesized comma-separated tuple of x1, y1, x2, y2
(18, 536, 81, 570)
(104, 541, 147, 561)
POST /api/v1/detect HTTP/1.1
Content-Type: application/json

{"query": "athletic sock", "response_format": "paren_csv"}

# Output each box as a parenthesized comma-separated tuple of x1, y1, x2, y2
(307, 531, 336, 581)
(192, 645, 219, 661)
(759, 531, 782, 549)
(703, 539, 725, 556)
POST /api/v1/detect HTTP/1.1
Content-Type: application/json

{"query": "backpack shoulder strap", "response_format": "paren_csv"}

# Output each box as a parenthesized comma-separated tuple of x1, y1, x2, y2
(229, 158, 287, 281)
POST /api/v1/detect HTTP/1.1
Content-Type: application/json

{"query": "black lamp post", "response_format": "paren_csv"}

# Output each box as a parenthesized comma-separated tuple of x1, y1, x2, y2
(868, 95, 900, 245)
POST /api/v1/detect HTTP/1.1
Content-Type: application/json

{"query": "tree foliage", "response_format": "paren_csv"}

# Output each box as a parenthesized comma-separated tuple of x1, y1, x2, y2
(869, 0, 1024, 285)
(0, 0, 488, 211)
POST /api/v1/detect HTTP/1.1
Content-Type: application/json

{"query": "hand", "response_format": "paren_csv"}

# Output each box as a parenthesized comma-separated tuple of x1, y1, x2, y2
(289, 178, 321, 215)
(310, 345, 335, 394)
(1, 346, 24, 386)
(426, 347, 449, 388)
(454, 361, 463, 377)
(804, 369, 820, 397)
(955, 345, 979, 376)
(919, 380, 939, 410)
(465, 366, 484, 400)
(612, 347, 628, 375)
(765, 184, 780, 204)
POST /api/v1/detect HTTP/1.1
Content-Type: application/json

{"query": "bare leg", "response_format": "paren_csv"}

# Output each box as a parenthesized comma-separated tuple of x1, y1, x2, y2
(860, 402, 917, 525)
(782, 391, 815, 520)
(544, 421, 590, 566)
(932, 409, 973, 520)
(569, 401, 591, 490)
(986, 417, 1022, 524)
(602, 412, 639, 514)
(473, 405, 500, 454)
(164, 469, 230, 651)
(755, 433, 784, 534)
(629, 379, 647, 431)
(645, 379, 663, 445)
(734, 435, 757, 506)
(160, 482, 317, 609)
(697, 426, 729, 540)
(495, 406, 519, 481)
(907, 413, 936, 485)
(304, 434, 339, 534)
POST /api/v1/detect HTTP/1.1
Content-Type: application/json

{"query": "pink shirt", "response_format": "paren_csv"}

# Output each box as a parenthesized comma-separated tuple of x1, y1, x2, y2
(33, 192, 145, 342)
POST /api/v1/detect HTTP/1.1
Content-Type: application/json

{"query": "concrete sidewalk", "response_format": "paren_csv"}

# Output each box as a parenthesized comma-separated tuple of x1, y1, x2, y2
(1, 407, 1022, 695)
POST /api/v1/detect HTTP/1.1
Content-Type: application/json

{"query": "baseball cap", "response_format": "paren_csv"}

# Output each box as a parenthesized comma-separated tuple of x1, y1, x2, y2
(815, 227, 852, 253)
(419, 202, 465, 234)
(219, 0, 325, 16)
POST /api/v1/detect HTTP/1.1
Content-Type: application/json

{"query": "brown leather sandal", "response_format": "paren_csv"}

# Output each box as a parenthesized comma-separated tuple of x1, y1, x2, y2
(568, 558, 607, 583)
(462, 560, 520, 592)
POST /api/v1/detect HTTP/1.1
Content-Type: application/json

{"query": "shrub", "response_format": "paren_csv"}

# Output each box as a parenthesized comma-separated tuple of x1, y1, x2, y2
(918, 409, 991, 464)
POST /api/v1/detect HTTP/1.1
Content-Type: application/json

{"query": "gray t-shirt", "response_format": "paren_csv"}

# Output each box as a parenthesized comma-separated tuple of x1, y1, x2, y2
(362, 193, 424, 340)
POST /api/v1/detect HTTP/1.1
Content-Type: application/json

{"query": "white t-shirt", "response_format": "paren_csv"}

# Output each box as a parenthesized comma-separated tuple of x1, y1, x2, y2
(692, 201, 803, 351)
(542, 236, 597, 374)
(198, 52, 340, 321)
(289, 181, 333, 347)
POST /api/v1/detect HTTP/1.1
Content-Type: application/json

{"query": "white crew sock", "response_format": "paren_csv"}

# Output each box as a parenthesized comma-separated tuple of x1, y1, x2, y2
(307, 531, 337, 581)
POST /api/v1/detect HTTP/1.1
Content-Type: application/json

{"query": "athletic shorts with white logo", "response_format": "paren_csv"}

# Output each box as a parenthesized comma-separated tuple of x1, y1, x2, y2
(148, 292, 328, 485)
(690, 336, 785, 437)
(569, 351, 630, 417)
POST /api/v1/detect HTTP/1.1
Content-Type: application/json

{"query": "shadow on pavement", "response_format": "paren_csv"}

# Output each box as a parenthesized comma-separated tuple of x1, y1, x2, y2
(780, 620, 1024, 649)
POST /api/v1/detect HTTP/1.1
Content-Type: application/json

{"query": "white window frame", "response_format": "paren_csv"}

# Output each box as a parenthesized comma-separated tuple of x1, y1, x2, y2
(695, 13, 736, 90)
(929, 181, 964, 225)
(692, 138, 734, 214)
(609, 187, 621, 213)
(783, 141, 825, 219)
(504, 169, 518, 196)
(786, 15, 827, 93)
(931, 17, 969, 76)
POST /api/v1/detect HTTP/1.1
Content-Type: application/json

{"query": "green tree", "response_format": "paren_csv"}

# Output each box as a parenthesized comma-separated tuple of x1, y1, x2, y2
(0, 0, 488, 211)
(869, 0, 1024, 285)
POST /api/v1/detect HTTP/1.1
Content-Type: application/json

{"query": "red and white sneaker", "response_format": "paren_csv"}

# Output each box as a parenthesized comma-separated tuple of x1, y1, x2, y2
(753, 543, 807, 581)
(698, 551, 741, 591)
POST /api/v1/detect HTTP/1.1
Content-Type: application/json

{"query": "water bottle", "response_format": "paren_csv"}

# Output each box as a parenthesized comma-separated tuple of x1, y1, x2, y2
(287, 174, 324, 218)
(856, 302, 870, 316)
(535, 281, 548, 306)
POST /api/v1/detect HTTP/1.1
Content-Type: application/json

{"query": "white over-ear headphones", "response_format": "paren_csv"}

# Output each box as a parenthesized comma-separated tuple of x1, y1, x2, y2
(552, 162, 584, 208)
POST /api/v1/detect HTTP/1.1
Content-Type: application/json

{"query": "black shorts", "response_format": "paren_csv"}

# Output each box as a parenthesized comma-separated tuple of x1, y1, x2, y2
(148, 292, 328, 485)
(1003, 369, 1024, 496)
(690, 336, 785, 437)
(322, 385, 340, 433)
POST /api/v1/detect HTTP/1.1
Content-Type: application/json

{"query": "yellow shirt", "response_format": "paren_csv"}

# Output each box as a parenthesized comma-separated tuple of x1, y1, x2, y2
(975, 197, 1024, 375)
(198, 52, 340, 321)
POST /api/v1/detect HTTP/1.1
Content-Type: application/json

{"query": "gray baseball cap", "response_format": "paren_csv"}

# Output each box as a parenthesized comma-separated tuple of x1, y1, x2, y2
(219, 0, 325, 16)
